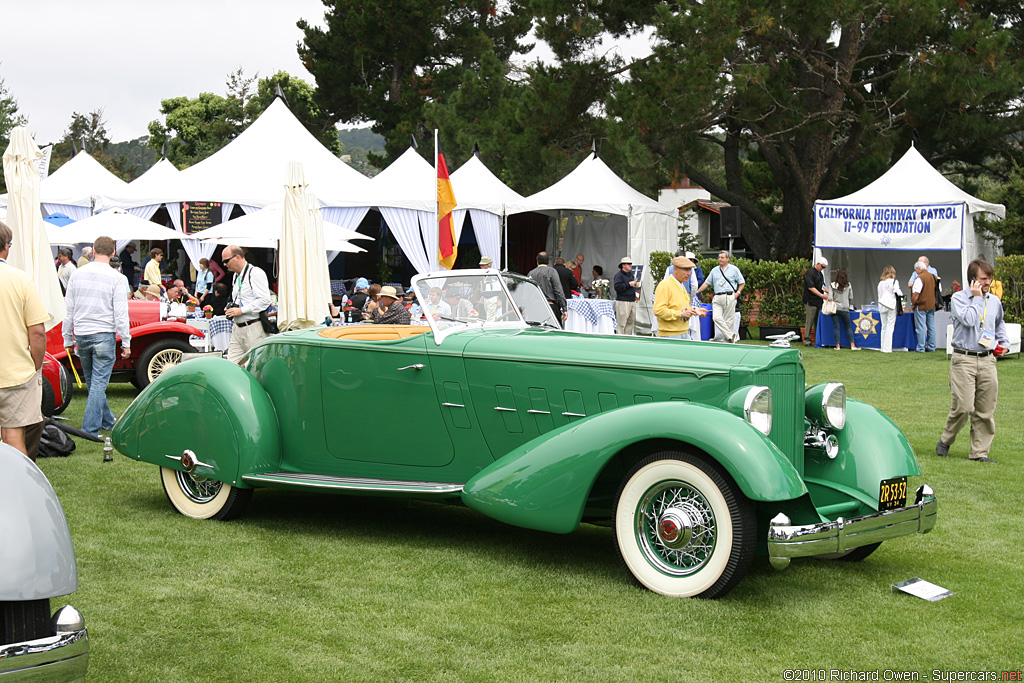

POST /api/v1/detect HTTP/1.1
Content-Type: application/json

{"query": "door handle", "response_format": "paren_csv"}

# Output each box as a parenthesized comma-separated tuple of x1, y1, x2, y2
(398, 364, 424, 371)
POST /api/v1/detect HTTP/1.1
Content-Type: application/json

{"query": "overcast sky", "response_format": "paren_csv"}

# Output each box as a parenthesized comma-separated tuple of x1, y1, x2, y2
(2, 0, 329, 145)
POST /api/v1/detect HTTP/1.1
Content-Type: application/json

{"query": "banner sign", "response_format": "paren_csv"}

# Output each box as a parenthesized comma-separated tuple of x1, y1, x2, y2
(37, 145, 53, 180)
(814, 202, 964, 251)
(181, 201, 222, 235)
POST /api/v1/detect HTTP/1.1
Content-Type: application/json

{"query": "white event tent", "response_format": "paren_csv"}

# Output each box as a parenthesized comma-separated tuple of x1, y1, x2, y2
(47, 208, 183, 246)
(507, 153, 678, 332)
(814, 146, 1004, 303)
(322, 147, 521, 273)
(1, 150, 130, 221)
(95, 98, 375, 268)
(199, 203, 370, 253)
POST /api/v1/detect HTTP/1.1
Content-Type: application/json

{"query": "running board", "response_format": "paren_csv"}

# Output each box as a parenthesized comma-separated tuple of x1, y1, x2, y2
(242, 472, 464, 494)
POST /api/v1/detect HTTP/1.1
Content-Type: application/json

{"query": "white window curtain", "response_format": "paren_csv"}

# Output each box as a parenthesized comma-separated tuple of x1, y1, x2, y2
(240, 204, 261, 215)
(453, 209, 501, 269)
(221, 203, 235, 223)
(381, 207, 432, 274)
(43, 204, 90, 221)
(117, 205, 161, 253)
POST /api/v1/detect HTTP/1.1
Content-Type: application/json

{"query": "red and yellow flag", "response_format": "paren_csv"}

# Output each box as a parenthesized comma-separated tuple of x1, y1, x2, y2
(437, 142, 457, 269)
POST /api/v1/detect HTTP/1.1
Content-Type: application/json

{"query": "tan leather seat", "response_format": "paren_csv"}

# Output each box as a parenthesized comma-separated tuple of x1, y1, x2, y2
(318, 325, 431, 341)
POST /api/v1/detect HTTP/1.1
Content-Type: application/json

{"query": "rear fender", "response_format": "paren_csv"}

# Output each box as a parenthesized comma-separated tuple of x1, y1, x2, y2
(129, 320, 205, 339)
(112, 357, 280, 487)
(461, 401, 806, 534)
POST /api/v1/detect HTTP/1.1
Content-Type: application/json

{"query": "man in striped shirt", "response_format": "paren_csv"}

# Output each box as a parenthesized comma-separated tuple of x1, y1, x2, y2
(63, 236, 131, 436)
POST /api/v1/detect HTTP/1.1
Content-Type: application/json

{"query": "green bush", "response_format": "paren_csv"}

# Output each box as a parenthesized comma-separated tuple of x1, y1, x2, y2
(648, 251, 672, 282)
(995, 255, 1024, 324)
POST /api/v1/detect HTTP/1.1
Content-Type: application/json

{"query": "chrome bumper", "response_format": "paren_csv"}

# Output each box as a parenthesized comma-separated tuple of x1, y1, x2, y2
(768, 485, 936, 569)
(0, 606, 88, 682)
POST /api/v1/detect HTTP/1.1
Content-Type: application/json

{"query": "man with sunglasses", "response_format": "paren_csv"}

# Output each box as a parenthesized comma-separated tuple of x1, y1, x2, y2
(222, 245, 272, 364)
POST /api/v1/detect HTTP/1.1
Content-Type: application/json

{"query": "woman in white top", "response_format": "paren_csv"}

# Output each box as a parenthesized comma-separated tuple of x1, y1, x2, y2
(877, 265, 903, 353)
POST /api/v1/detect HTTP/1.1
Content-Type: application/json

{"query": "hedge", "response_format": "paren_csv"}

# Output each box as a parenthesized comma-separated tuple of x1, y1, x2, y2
(649, 252, 811, 326)
(995, 255, 1024, 324)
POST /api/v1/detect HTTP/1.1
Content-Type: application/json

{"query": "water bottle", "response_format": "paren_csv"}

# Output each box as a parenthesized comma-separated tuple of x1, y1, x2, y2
(103, 437, 114, 463)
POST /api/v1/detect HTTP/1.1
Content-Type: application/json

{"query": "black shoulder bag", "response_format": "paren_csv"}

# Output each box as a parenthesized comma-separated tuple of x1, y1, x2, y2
(243, 266, 279, 334)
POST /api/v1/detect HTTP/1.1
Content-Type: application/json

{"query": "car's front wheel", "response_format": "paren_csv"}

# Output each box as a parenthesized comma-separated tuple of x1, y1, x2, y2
(136, 339, 193, 389)
(160, 467, 252, 520)
(614, 451, 755, 598)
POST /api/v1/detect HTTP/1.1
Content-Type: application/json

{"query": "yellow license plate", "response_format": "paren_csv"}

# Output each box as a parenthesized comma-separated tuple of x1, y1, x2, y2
(879, 476, 907, 510)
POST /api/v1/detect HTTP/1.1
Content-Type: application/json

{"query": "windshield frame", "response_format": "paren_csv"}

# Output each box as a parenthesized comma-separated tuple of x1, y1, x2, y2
(410, 269, 558, 344)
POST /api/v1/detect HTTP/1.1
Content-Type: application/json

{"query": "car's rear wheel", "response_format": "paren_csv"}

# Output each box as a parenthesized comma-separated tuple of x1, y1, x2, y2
(137, 340, 193, 389)
(614, 451, 755, 598)
(160, 466, 252, 520)
(1, 599, 50, 643)
(41, 376, 57, 418)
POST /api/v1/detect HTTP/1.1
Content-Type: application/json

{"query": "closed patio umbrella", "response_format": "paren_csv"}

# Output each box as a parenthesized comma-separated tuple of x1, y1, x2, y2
(277, 162, 331, 331)
(2, 127, 65, 330)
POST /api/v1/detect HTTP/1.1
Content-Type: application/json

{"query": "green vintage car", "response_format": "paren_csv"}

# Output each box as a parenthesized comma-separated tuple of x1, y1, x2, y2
(112, 270, 936, 598)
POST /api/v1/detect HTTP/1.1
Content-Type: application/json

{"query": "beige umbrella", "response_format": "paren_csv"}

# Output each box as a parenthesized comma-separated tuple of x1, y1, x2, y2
(277, 162, 331, 331)
(2, 127, 65, 331)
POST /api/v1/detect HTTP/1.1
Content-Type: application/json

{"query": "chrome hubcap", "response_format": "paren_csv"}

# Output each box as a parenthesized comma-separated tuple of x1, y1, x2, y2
(175, 469, 222, 504)
(636, 480, 716, 576)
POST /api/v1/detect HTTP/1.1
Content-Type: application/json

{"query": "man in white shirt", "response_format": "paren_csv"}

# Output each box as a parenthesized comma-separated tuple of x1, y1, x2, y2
(57, 248, 77, 294)
(223, 244, 272, 364)
(63, 236, 131, 436)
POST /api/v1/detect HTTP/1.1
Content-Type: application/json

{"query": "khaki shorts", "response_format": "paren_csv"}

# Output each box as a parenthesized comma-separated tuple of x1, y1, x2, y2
(0, 369, 43, 429)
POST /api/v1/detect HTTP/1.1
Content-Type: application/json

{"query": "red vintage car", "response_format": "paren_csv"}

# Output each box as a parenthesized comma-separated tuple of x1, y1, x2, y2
(41, 351, 72, 417)
(46, 301, 206, 390)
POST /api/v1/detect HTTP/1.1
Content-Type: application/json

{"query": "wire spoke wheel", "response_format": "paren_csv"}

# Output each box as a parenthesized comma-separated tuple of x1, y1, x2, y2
(148, 348, 185, 383)
(160, 466, 252, 520)
(636, 480, 717, 577)
(614, 451, 755, 598)
(175, 470, 223, 504)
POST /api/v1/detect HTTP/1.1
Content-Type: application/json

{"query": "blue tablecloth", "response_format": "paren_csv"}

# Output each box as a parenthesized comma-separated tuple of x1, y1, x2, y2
(567, 298, 615, 326)
(816, 310, 916, 349)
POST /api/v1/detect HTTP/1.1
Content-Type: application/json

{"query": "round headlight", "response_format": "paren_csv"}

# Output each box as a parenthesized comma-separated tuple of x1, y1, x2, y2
(822, 382, 846, 429)
(743, 386, 773, 436)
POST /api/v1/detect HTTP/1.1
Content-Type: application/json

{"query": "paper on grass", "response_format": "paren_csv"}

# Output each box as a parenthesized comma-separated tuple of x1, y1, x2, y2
(892, 578, 953, 602)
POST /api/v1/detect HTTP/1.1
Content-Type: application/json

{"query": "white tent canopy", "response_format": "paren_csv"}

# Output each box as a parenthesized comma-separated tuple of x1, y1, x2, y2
(46, 208, 183, 245)
(814, 146, 1004, 303)
(450, 154, 523, 270)
(3, 150, 130, 221)
(200, 204, 368, 253)
(508, 154, 678, 332)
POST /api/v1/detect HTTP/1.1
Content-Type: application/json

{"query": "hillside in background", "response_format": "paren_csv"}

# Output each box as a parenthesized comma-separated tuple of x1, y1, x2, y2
(338, 127, 384, 177)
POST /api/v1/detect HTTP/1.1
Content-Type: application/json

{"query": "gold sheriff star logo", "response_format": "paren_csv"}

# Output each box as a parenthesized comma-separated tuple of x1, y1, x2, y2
(853, 311, 879, 339)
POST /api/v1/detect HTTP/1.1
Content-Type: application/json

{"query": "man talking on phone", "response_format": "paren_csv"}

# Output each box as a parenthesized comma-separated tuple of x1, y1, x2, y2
(936, 258, 1008, 463)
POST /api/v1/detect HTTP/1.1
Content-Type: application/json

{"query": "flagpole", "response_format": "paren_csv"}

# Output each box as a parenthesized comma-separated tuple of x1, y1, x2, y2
(434, 129, 439, 231)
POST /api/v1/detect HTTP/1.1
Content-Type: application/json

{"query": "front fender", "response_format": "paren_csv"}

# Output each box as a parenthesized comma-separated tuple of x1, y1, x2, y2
(462, 401, 806, 534)
(130, 320, 205, 339)
(803, 398, 922, 510)
(112, 357, 280, 487)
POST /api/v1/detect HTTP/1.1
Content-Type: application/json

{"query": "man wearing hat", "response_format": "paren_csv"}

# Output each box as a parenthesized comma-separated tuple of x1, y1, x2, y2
(655, 256, 707, 339)
(479, 256, 494, 268)
(613, 256, 639, 335)
(370, 286, 411, 325)
(802, 256, 830, 347)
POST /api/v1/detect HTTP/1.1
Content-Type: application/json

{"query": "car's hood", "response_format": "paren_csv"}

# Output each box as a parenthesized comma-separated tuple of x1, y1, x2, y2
(459, 327, 799, 375)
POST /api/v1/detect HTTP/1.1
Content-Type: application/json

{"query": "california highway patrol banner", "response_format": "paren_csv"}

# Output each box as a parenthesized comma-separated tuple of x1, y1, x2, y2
(814, 202, 964, 250)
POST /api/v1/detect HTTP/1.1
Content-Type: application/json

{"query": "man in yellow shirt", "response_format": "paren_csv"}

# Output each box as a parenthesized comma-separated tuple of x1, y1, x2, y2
(0, 221, 50, 457)
(654, 256, 706, 339)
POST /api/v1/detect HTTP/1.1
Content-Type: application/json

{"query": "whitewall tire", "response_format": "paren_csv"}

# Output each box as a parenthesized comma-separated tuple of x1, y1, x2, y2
(160, 466, 252, 520)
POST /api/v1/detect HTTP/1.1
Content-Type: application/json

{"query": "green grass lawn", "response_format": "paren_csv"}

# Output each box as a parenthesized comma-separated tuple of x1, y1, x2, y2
(37, 347, 1023, 682)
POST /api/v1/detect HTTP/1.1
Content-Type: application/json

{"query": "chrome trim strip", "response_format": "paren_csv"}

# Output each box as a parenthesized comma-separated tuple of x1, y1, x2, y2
(441, 402, 465, 408)
(767, 485, 936, 569)
(494, 406, 516, 412)
(527, 409, 551, 414)
(0, 628, 89, 676)
(562, 412, 586, 417)
(242, 472, 464, 494)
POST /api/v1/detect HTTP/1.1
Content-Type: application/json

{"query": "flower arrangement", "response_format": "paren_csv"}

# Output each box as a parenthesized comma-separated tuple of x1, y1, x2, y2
(592, 278, 611, 299)
(202, 304, 214, 318)
(951, 280, 962, 293)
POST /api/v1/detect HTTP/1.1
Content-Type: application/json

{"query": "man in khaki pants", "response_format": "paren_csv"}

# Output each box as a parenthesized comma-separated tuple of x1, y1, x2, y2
(936, 259, 1008, 463)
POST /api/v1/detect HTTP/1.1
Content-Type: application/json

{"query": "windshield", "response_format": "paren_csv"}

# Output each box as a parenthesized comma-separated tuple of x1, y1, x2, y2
(411, 269, 559, 342)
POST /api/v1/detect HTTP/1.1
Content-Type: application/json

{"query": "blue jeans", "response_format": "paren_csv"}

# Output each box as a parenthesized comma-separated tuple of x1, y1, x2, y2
(77, 333, 117, 434)
(914, 309, 936, 352)
(830, 310, 856, 347)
